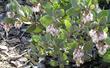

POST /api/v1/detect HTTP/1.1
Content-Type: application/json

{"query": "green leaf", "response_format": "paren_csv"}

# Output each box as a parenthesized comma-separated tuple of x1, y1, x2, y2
(105, 37, 110, 45)
(32, 35, 40, 42)
(20, 17, 29, 22)
(66, 7, 80, 17)
(49, 60, 58, 67)
(33, 24, 44, 33)
(62, 53, 68, 61)
(70, 0, 78, 8)
(22, 6, 32, 17)
(55, 9, 65, 18)
(58, 29, 67, 40)
(87, 0, 92, 6)
(4, 18, 16, 24)
(53, 2, 60, 10)
(10, 0, 21, 11)
(50, 0, 59, 3)
(64, 19, 71, 30)
(107, 10, 110, 23)
(103, 27, 108, 33)
(83, 42, 93, 52)
(18, 6, 32, 17)
(40, 15, 53, 27)
(42, 2, 53, 16)
(97, 10, 108, 22)
(13, 0, 21, 7)
(26, 23, 44, 33)
(66, 40, 78, 50)
(106, 0, 110, 4)
(18, 9, 25, 16)
(10, 1, 17, 11)
(98, 10, 108, 17)
(103, 50, 110, 63)
(29, 0, 38, 4)
(26, 24, 36, 33)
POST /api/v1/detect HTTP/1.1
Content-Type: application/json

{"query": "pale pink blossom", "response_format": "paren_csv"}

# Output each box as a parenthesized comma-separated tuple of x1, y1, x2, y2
(32, 3, 41, 12)
(89, 29, 107, 43)
(98, 32, 107, 41)
(82, 10, 93, 24)
(89, 29, 98, 43)
(73, 46, 84, 67)
(96, 43, 109, 55)
(46, 24, 59, 36)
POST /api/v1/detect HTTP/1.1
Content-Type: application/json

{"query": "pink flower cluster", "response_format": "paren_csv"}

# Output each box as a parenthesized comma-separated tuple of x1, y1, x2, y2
(46, 24, 59, 36)
(73, 46, 84, 66)
(89, 29, 109, 55)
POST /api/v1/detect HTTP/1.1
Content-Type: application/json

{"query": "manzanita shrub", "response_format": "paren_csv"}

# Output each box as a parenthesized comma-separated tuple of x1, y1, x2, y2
(2, 0, 110, 67)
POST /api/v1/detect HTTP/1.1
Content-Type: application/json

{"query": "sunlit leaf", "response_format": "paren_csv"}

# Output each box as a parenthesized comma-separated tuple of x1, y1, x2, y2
(40, 15, 53, 27)
(62, 53, 68, 61)
(64, 19, 71, 30)
(4, 17, 16, 24)
(66, 7, 80, 17)
(49, 60, 58, 67)
(66, 40, 78, 50)
(32, 35, 40, 42)
(53, 2, 60, 10)
(90, 4, 95, 9)
(103, 27, 108, 33)
(18, 9, 25, 16)
(107, 10, 110, 23)
(42, 2, 53, 15)
(98, 10, 108, 22)
(33, 24, 44, 33)
(70, 0, 78, 8)
(58, 29, 67, 40)
(29, 0, 38, 4)
(87, 0, 92, 6)
(26, 24, 36, 33)
(105, 37, 110, 45)
(103, 50, 110, 62)
(55, 9, 65, 18)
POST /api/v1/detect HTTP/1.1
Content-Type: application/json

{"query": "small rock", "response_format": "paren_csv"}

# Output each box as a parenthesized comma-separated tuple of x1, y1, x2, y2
(0, 45, 8, 51)
(32, 65, 38, 68)
(32, 63, 45, 68)
(10, 61, 18, 67)
(18, 57, 27, 62)
(16, 60, 23, 67)
(24, 65, 32, 68)
(0, 54, 7, 60)
(0, 41, 8, 51)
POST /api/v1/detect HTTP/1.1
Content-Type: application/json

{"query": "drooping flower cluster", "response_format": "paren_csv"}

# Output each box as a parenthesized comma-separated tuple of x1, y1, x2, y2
(82, 9, 93, 24)
(46, 24, 59, 36)
(89, 29, 108, 55)
(96, 42, 109, 55)
(89, 29, 107, 43)
(73, 46, 84, 67)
